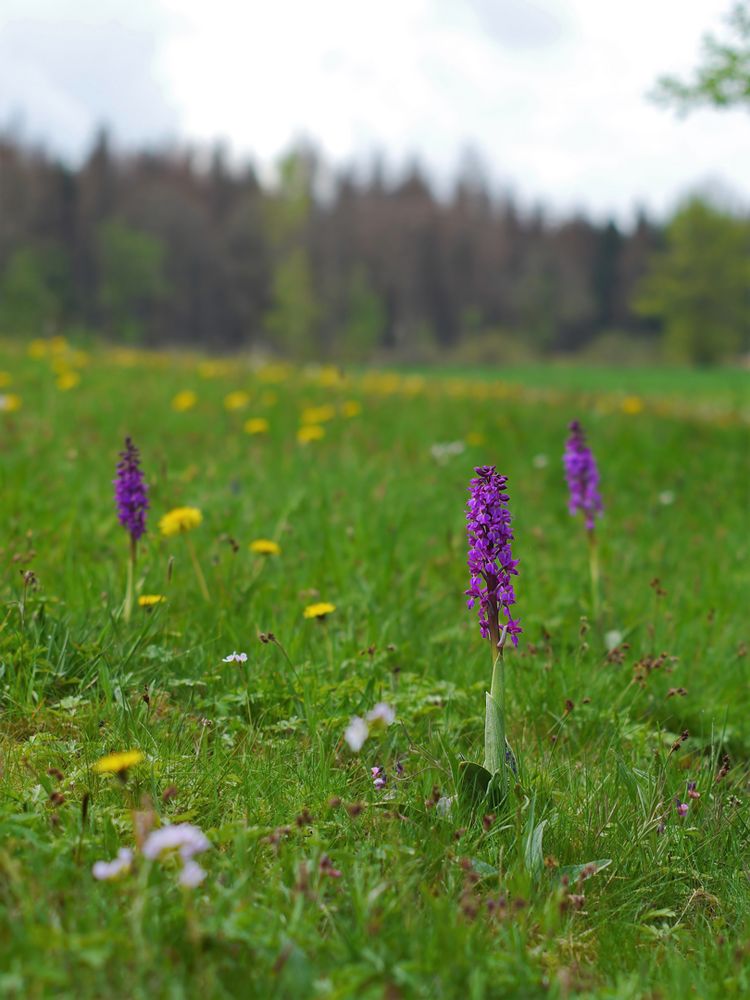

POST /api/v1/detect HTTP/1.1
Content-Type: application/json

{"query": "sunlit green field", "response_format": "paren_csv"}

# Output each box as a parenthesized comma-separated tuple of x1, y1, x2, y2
(1, 338, 748, 999)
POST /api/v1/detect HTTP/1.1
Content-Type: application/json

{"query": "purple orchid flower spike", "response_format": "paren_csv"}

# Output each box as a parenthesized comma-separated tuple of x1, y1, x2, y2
(114, 437, 149, 621)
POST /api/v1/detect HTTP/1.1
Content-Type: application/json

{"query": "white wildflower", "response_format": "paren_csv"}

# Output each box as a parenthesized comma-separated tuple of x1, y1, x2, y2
(344, 716, 369, 752)
(142, 823, 211, 861)
(366, 703, 396, 730)
(179, 859, 207, 888)
(92, 847, 133, 881)
(605, 630, 624, 652)
(430, 441, 466, 465)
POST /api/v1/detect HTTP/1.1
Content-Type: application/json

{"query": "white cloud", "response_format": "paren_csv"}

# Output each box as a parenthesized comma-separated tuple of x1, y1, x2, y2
(1, 0, 747, 220)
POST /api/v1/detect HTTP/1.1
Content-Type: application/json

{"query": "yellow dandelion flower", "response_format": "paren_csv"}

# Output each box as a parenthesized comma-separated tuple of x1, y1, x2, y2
(402, 375, 425, 396)
(341, 400, 362, 418)
(70, 349, 89, 368)
(28, 339, 49, 359)
(257, 363, 290, 384)
(621, 395, 644, 415)
(171, 390, 197, 412)
(159, 506, 202, 536)
(93, 750, 145, 774)
(197, 360, 232, 379)
(301, 404, 336, 425)
(317, 366, 345, 388)
(138, 594, 166, 607)
(0, 372, 12, 387)
(297, 424, 325, 444)
(56, 371, 80, 391)
(0, 393, 22, 413)
(112, 348, 139, 367)
(244, 417, 269, 435)
(249, 539, 280, 555)
(303, 601, 336, 620)
(49, 336, 68, 354)
(224, 390, 250, 411)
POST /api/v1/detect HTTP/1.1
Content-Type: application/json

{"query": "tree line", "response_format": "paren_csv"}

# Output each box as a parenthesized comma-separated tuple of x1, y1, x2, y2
(0, 130, 747, 363)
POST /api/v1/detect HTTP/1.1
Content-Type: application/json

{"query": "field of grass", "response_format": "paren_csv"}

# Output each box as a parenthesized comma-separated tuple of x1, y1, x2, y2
(1, 338, 748, 999)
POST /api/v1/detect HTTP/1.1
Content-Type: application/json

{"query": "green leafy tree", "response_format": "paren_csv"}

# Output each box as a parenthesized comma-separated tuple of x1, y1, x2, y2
(634, 198, 750, 364)
(263, 148, 321, 356)
(264, 248, 320, 357)
(652, 2, 750, 113)
(97, 221, 167, 342)
(342, 269, 385, 360)
(0, 247, 62, 335)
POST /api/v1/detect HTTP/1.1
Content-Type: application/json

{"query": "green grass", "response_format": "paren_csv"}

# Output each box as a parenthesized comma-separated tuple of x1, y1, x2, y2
(1, 340, 748, 999)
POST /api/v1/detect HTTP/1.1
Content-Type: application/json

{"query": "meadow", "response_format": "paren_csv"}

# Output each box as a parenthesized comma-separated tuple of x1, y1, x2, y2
(0, 337, 748, 999)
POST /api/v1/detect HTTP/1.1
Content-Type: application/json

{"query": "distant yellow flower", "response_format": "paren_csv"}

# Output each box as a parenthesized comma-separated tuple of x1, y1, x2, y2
(402, 375, 425, 396)
(260, 390, 277, 407)
(466, 431, 485, 446)
(244, 417, 269, 435)
(159, 506, 202, 536)
(112, 348, 139, 367)
(49, 336, 68, 354)
(317, 366, 345, 388)
(257, 363, 290, 384)
(70, 349, 89, 368)
(0, 393, 22, 413)
(138, 594, 166, 607)
(56, 371, 80, 391)
(171, 390, 197, 412)
(28, 339, 49, 359)
(93, 750, 144, 775)
(621, 395, 644, 415)
(0, 372, 11, 387)
(341, 400, 362, 418)
(297, 424, 325, 444)
(249, 539, 280, 555)
(197, 360, 231, 379)
(303, 601, 336, 620)
(301, 404, 335, 424)
(224, 390, 250, 411)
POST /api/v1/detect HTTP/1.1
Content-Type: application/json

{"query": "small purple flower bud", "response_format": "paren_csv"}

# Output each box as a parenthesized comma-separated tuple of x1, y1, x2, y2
(114, 437, 149, 543)
(371, 766, 387, 790)
(563, 421, 602, 531)
(675, 800, 689, 818)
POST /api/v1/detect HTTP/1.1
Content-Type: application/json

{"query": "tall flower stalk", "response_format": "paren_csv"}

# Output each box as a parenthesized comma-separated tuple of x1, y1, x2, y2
(114, 438, 149, 622)
(465, 466, 520, 791)
(563, 420, 603, 618)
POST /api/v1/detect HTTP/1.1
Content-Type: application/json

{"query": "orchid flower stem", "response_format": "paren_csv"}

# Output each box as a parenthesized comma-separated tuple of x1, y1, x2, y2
(185, 534, 210, 601)
(124, 536, 136, 623)
(484, 623, 509, 781)
(588, 528, 600, 623)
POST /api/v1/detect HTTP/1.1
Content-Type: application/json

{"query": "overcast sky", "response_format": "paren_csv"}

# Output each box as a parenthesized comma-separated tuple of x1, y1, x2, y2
(1, 0, 747, 222)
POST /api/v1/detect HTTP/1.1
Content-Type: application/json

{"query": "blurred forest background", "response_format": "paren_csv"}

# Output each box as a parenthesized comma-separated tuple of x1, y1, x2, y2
(1, 2, 749, 366)
(2, 130, 747, 366)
